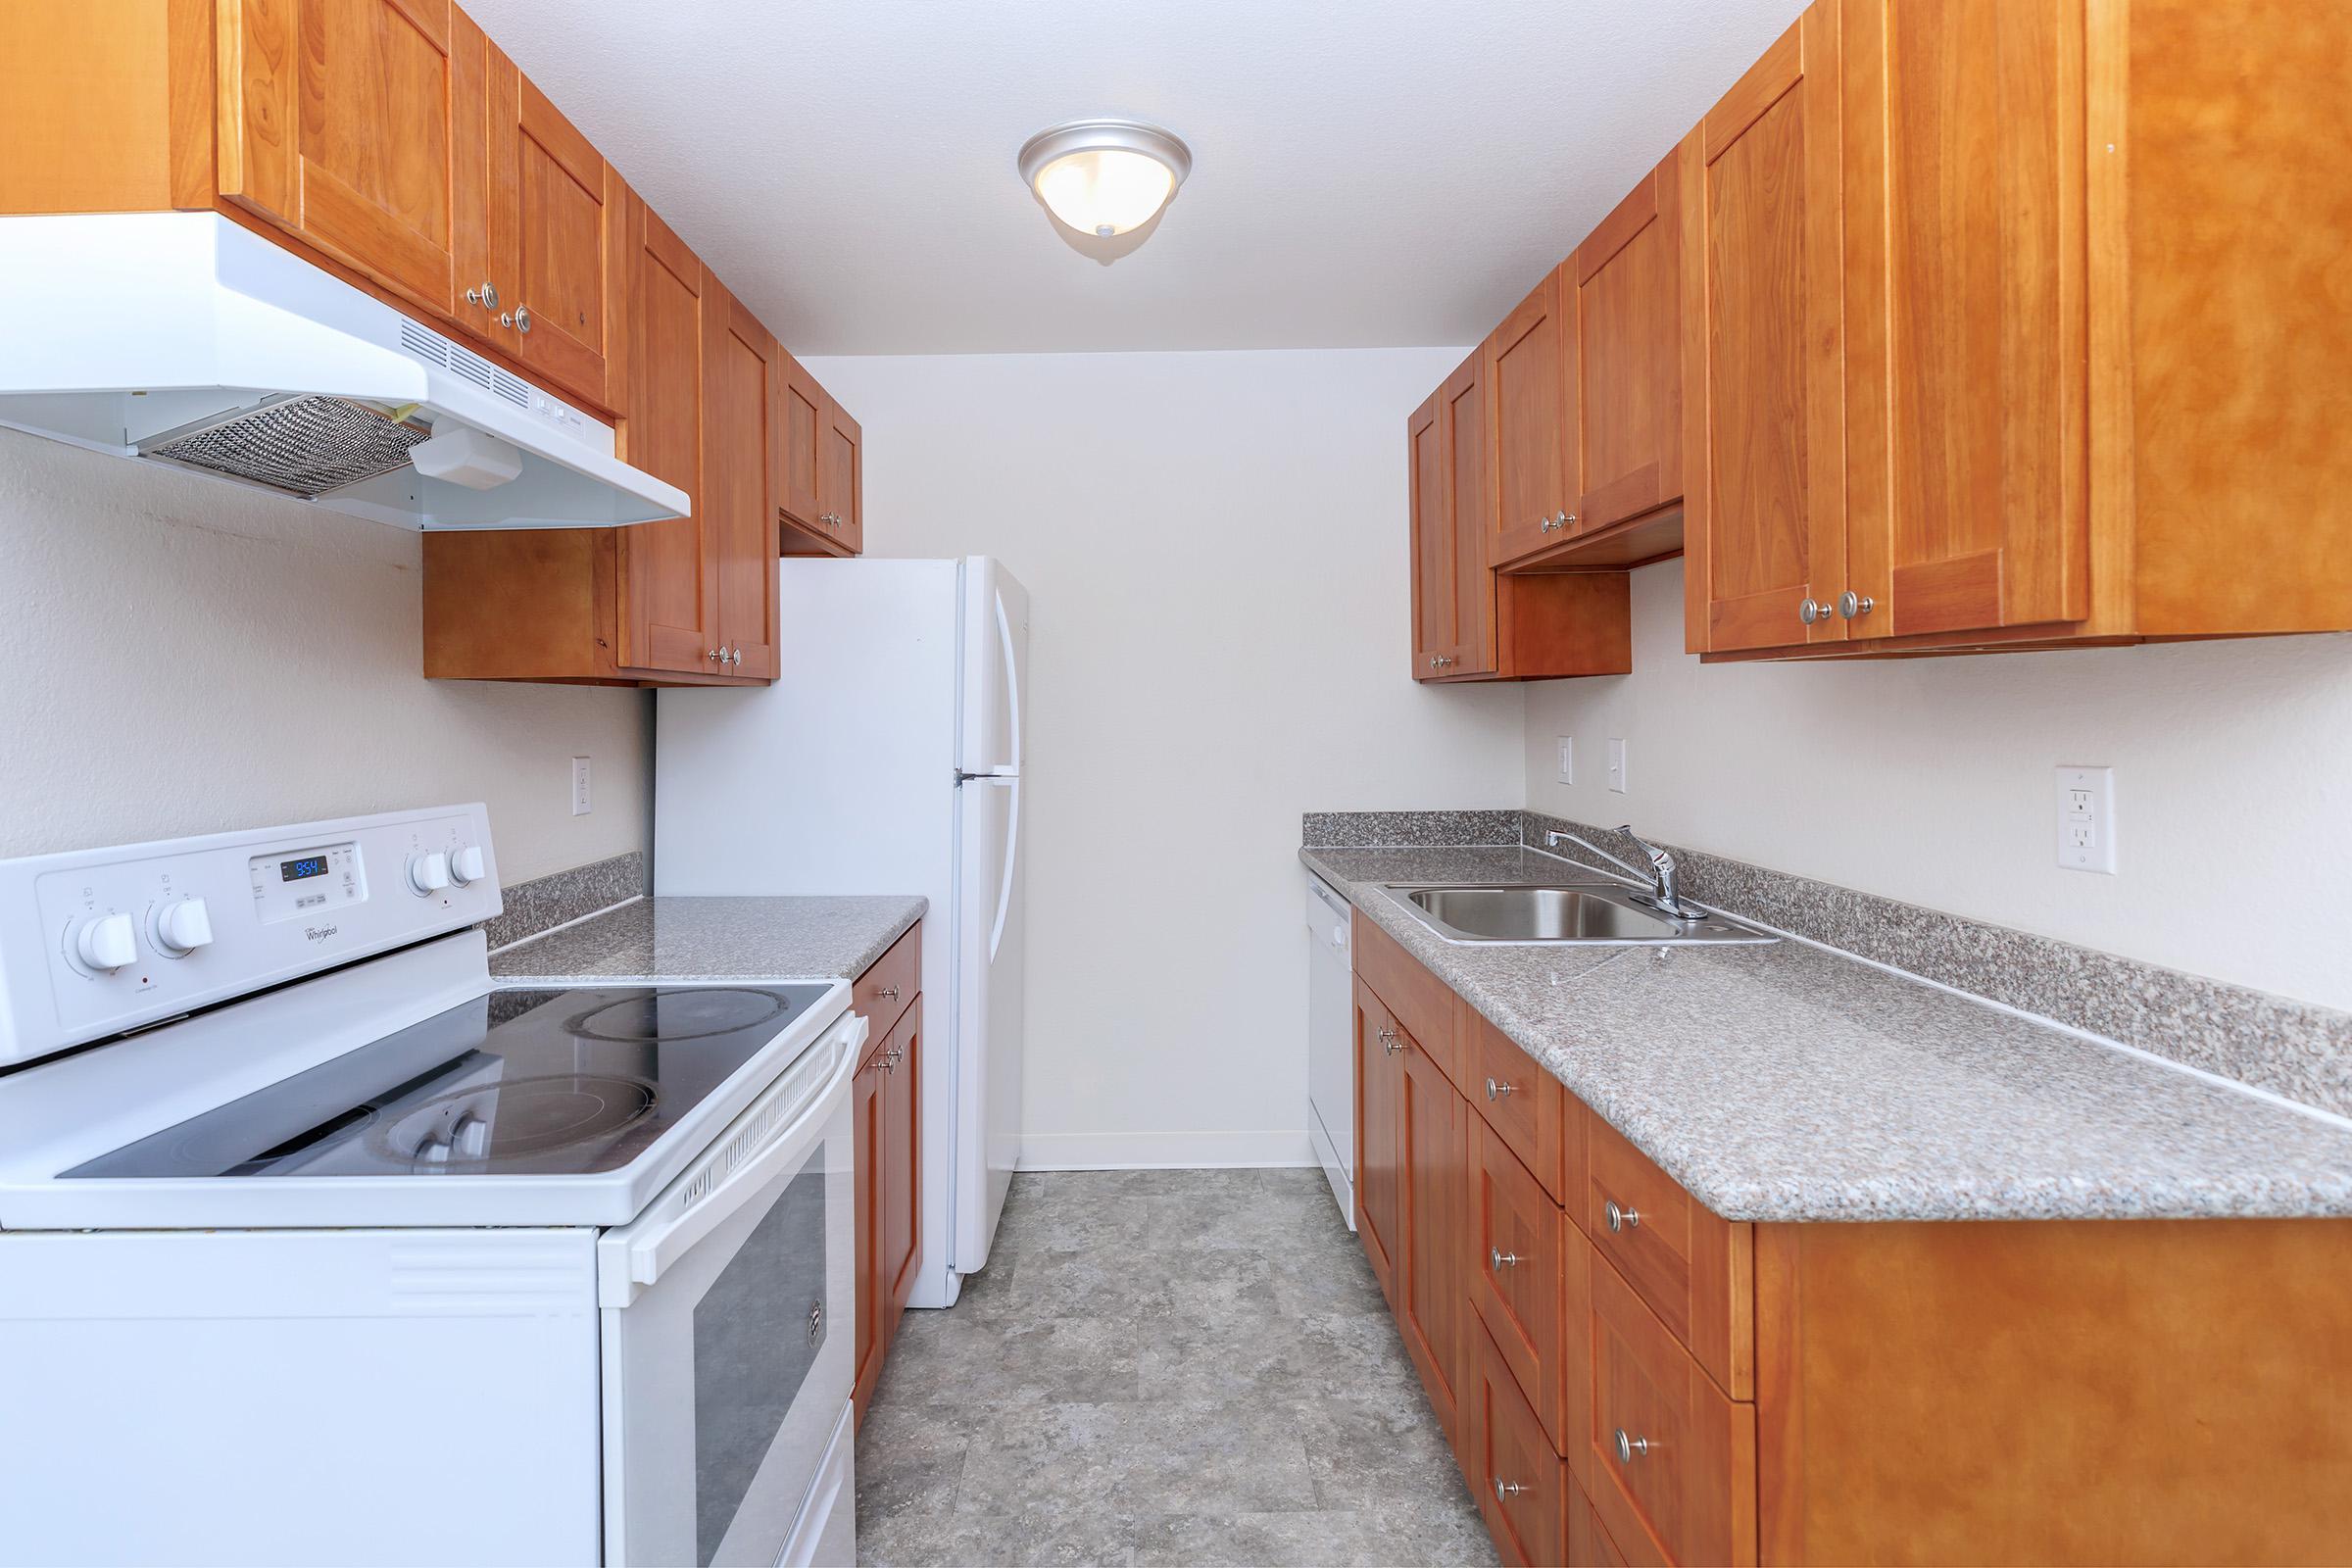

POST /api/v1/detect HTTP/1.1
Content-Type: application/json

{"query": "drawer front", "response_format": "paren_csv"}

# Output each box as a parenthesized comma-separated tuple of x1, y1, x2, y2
(1588, 1117, 1751, 1396)
(852, 921, 921, 1048)
(1587, 1257, 1757, 1567)
(1467, 1004, 1584, 1205)
(1352, 911, 1461, 1091)
(1469, 1114, 1590, 1471)
(1571, 1480, 1631, 1568)
(1469, 1317, 1569, 1568)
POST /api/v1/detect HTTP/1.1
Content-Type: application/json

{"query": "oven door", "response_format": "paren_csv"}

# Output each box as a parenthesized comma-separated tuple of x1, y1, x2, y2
(597, 1010, 863, 1568)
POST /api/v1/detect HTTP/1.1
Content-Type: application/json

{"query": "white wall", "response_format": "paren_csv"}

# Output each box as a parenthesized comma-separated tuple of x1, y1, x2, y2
(0, 428, 651, 883)
(1525, 560, 2352, 1011)
(805, 349, 1526, 1166)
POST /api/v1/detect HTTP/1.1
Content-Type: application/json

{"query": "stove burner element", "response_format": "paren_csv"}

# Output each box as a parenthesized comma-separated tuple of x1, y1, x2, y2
(374, 1073, 659, 1166)
(564, 987, 790, 1044)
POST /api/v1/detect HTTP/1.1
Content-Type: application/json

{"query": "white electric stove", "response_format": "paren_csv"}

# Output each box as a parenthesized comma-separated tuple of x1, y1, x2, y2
(0, 807, 863, 1568)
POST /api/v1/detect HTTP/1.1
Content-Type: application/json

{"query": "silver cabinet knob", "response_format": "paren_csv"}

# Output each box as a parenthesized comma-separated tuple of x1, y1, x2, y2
(1615, 1428, 1651, 1463)
(498, 311, 514, 328)
(878, 985, 900, 1003)
(1376, 1026, 1400, 1056)
(1565, 511, 1578, 529)
(514, 304, 533, 334)
(707, 649, 722, 662)
(1490, 1248, 1522, 1270)
(1799, 597, 1827, 625)
(1485, 1076, 1515, 1101)
(1838, 590, 1875, 619)
(729, 646, 744, 665)
(1605, 1200, 1641, 1233)
(466, 281, 500, 309)
(1493, 1478, 1527, 1501)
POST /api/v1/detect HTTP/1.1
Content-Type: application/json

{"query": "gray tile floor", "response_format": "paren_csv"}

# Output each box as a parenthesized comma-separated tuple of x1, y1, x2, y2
(855, 1167, 1496, 1567)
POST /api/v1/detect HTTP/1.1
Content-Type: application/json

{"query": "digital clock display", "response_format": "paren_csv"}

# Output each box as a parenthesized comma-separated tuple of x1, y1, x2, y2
(280, 856, 330, 882)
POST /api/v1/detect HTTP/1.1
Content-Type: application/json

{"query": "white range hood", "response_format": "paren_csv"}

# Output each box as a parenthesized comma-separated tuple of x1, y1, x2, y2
(0, 213, 686, 530)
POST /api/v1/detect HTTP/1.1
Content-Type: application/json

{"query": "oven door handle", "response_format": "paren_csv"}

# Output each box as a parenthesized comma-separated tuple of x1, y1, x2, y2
(600, 1011, 865, 1308)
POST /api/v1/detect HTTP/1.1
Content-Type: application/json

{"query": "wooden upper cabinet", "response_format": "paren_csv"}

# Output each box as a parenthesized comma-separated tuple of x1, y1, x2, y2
(777, 352, 826, 531)
(615, 195, 714, 675)
(1406, 391, 1454, 680)
(705, 276, 781, 679)
(1486, 272, 1575, 570)
(1683, 2, 1849, 655)
(779, 359, 865, 559)
(1442, 349, 1497, 676)
(820, 395, 864, 556)
(1570, 145, 1686, 539)
(1840, 0, 2087, 642)
(216, 0, 470, 319)
(480, 50, 622, 408)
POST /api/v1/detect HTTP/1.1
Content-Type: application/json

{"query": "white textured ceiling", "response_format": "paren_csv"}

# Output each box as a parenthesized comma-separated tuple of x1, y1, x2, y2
(462, 0, 1804, 355)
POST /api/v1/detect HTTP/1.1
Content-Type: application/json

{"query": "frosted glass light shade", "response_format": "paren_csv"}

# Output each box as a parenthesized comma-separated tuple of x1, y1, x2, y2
(1017, 120, 1192, 241)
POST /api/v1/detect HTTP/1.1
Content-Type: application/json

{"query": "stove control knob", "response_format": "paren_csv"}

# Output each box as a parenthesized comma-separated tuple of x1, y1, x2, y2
(152, 897, 214, 957)
(74, 912, 138, 971)
(407, 851, 452, 897)
(449, 844, 486, 888)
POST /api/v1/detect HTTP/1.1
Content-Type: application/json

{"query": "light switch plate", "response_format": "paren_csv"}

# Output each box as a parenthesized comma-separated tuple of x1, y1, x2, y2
(1607, 737, 1628, 794)
(1556, 737, 1576, 785)
(571, 756, 592, 816)
(2055, 764, 2115, 873)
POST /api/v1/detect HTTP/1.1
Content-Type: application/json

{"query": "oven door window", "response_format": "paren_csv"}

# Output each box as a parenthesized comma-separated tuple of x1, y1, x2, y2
(600, 1110, 854, 1568)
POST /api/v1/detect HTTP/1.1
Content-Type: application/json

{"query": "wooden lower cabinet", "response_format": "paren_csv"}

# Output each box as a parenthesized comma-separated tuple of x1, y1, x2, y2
(1357, 925, 2352, 1566)
(851, 924, 921, 1427)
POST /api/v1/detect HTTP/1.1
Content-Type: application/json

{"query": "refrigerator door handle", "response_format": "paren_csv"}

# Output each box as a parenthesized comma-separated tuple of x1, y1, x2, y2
(990, 778, 1020, 960)
(994, 590, 1022, 776)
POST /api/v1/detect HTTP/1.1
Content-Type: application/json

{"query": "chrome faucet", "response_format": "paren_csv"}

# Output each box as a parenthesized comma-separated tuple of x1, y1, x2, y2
(1543, 825, 1706, 922)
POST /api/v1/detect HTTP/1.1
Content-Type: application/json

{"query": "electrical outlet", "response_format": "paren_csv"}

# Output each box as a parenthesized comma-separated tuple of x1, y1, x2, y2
(1556, 737, 1576, 785)
(571, 756, 592, 816)
(1607, 737, 1628, 794)
(2055, 764, 2115, 873)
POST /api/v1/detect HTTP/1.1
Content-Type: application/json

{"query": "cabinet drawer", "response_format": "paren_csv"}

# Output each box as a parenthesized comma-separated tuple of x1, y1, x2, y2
(1571, 1480, 1631, 1567)
(1468, 1317, 1570, 1568)
(1586, 1257, 1757, 1567)
(1467, 1005, 1585, 1206)
(853, 921, 920, 1049)
(1352, 912, 1460, 1091)
(1587, 1117, 1752, 1396)
(1469, 1113, 1590, 1472)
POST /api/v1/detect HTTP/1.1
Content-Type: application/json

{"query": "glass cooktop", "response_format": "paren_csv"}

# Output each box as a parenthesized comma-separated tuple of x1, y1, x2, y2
(63, 984, 833, 1181)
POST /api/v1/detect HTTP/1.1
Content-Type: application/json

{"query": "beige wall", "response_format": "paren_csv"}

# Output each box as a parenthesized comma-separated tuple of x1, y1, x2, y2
(806, 348, 1524, 1167)
(0, 427, 652, 883)
(1525, 560, 2352, 1011)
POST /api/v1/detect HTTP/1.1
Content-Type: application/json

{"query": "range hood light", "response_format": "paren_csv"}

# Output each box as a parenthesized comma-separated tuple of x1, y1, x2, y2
(411, 425, 524, 491)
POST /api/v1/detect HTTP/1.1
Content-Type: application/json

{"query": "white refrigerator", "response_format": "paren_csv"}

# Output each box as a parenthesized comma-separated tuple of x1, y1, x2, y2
(655, 557, 1028, 1308)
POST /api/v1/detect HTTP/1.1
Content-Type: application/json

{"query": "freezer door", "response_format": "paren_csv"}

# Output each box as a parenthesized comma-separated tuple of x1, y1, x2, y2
(953, 774, 1024, 1273)
(957, 557, 1029, 777)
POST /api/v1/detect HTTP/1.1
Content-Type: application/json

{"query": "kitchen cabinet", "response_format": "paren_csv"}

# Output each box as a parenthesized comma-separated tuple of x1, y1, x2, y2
(1353, 908, 2352, 1565)
(613, 197, 716, 675)
(851, 922, 922, 1426)
(778, 353, 866, 559)
(704, 276, 781, 679)
(1406, 359, 1635, 686)
(1484, 274, 1574, 572)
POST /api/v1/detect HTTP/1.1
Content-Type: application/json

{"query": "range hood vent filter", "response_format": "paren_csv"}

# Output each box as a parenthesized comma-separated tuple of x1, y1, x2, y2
(140, 395, 432, 499)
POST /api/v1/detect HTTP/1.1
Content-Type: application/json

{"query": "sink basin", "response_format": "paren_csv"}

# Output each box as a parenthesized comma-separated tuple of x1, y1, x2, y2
(1384, 883, 1778, 946)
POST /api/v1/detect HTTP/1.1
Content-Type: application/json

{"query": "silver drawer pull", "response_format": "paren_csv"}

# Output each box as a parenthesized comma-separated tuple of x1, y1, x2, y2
(1377, 1026, 1401, 1056)
(877, 985, 900, 1003)
(1485, 1076, 1515, 1101)
(1491, 1248, 1522, 1270)
(1615, 1428, 1650, 1463)
(1605, 1200, 1641, 1234)
(1493, 1477, 1527, 1501)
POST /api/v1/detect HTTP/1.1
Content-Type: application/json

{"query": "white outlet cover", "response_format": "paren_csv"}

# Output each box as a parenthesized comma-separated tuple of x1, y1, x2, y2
(1607, 737, 1628, 794)
(2054, 764, 2115, 873)
(1556, 737, 1575, 784)
(571, 756, 592, 817)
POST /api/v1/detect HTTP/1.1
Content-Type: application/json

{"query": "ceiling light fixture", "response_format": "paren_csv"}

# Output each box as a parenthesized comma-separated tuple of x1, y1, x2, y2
(1017, 119, 1193, 242)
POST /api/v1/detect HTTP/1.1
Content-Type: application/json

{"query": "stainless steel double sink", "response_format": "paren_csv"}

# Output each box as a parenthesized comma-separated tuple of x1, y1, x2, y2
(1383, 882, 1777, 946)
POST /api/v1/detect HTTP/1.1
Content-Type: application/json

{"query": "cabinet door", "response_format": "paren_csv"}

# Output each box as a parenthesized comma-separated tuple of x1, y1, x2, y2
(882, 1000, 920, 1318)
(1406, 390, 1454, 680)
(851, 1051, 884, 1422)
(1683, 4, 1848, 653)
(1399, 1033, 1468, 1446)
(1487, 272, 1575, 568)
(776, 351, 826, 530)
(1440, 350, 1498, 675)
(614, 197, 715, 674)
(1572, 146, 1686, 537)
(486, 52, 621, 409)
(1353, 977, 1403, 1302)
(216, 0, 467, 318)
(818, 396, 864, 556)
(705, 277, 780, 680)
(1840, 0, 2087, 640)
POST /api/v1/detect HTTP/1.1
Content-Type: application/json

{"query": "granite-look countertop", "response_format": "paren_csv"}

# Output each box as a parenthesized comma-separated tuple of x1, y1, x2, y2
(1302, 844, 2352, 1223)
(489, 895, 926, 985)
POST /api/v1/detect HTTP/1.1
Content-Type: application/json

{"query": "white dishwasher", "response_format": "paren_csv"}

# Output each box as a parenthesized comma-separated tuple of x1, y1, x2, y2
(1304, 870, 1357, 1230)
